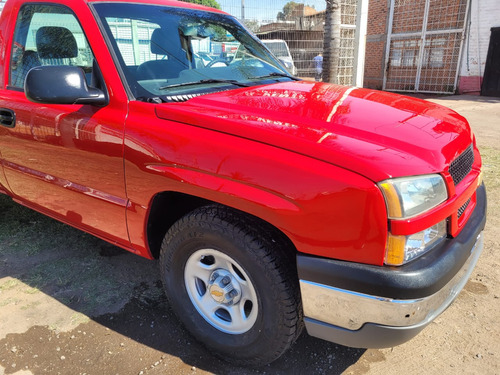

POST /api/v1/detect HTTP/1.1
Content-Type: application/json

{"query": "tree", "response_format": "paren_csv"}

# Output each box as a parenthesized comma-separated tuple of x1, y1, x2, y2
(243, 19, 260, 33)
(180, 0, 221, 10)
(277, 1, 300, 21)
(322, 0, 341, 83)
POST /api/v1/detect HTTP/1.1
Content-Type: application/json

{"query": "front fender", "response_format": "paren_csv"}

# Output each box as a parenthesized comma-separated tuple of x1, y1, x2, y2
(127, 156, 387, 266)
(124, 102, 388, 265)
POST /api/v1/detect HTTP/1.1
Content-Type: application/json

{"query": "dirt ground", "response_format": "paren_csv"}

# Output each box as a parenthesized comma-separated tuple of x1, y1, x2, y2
(0, 94, 499, 375)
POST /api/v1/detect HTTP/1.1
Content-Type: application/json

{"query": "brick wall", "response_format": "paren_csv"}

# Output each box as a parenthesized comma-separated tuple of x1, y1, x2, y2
(363, 0, 389, 90)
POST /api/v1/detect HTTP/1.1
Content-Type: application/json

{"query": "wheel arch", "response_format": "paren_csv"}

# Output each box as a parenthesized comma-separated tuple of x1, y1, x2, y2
(146, 190, 298, 261)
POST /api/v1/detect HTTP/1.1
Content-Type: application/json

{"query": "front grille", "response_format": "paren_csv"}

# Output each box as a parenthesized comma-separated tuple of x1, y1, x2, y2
(449, 145, 474, 186)
(458, 198, 471, 219)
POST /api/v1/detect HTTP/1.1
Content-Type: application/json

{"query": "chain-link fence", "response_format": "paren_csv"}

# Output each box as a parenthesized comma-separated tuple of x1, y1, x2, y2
(338, 0, 357, 85)
(218, 0, 358, 84)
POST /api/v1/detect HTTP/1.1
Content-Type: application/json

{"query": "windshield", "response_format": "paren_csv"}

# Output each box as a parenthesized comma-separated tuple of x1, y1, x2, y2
(93, 3, 292, 101)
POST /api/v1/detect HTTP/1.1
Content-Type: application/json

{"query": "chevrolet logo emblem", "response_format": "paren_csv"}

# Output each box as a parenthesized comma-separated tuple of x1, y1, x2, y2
(211, 290, 224, 298)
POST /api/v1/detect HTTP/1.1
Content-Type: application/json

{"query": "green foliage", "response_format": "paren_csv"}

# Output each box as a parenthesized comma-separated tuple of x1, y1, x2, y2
(180, 0, 221, 10)
(243, 19, 260, 33)
(277, 1, 301, 21)
(277, 1, 314, 21)
(283, 1, 300, 16)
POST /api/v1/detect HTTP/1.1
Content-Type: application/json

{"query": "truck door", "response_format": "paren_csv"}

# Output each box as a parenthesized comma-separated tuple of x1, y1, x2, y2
(0, 3, 130, 246)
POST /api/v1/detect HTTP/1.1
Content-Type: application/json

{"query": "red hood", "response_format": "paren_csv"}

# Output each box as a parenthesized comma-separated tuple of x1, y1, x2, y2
(155, 81, 474, 182)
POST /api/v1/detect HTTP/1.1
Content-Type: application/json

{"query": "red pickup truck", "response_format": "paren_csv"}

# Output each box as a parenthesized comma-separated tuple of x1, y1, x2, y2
(0, 0, 486, 366)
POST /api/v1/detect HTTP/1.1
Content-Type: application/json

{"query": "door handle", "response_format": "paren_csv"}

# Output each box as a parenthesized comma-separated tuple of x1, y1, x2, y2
(0, 108, 15, 128)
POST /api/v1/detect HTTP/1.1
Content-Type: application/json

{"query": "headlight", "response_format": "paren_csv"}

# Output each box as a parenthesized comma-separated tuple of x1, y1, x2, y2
(385, 220, 447, 265)
(378, 174, 448, 219)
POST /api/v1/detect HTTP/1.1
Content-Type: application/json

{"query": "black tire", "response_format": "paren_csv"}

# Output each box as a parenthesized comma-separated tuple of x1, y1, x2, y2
(159, 205, 302, 366)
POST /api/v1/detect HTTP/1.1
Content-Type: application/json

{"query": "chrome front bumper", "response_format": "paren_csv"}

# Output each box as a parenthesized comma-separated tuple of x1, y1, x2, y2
(297, 183, 486, 348)
(300, 232, 483, 331)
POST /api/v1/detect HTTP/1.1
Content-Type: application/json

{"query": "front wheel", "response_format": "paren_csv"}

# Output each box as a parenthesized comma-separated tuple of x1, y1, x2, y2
(159, 205, 302, 366)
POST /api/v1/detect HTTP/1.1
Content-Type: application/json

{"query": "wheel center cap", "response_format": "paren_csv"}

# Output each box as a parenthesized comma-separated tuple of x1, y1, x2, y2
(208, 269, 241, 305)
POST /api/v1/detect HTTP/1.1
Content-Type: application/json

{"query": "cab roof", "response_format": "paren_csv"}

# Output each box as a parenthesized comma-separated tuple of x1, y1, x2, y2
(85, 0, 227, 14)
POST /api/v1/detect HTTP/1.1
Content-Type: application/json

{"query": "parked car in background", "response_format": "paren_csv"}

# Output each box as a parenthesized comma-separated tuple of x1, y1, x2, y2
(261, 39, 297, 75)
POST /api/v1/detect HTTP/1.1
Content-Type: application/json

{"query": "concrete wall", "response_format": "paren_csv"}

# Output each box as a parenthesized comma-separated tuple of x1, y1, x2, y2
(458, 0, 500, 94)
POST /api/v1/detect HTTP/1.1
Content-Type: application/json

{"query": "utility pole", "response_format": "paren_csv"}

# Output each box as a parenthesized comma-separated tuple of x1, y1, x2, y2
(241, 0, 245, 20)
(353, 0, 369, 87)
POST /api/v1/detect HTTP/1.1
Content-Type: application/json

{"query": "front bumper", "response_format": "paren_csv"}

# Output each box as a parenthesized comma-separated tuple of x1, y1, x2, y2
(297, 183, 487, 348)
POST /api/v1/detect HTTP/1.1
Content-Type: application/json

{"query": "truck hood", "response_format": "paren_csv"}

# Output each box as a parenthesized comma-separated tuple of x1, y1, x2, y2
(155, 81, 474, 182)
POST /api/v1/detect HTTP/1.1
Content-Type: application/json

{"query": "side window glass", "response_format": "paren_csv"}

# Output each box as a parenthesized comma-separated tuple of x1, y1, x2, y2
(10, 4, 95, 89)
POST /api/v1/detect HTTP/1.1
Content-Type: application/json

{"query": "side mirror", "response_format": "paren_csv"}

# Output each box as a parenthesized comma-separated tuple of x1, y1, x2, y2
(25, 65, 107, 106)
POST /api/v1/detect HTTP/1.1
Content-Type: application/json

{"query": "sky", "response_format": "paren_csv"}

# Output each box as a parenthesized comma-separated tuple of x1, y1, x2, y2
(218, 0, 326, 22)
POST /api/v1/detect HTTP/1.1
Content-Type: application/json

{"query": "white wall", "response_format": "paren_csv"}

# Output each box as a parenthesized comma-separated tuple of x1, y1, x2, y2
(459, 0, 500, 91)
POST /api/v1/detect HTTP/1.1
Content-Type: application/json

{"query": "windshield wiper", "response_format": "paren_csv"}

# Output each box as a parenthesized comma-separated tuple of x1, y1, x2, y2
(160, 79, 251, 90)
(253, 72, 301, 81)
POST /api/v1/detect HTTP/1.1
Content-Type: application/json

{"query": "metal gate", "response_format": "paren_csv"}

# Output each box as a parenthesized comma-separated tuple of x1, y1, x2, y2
(383, 0, 469, 94)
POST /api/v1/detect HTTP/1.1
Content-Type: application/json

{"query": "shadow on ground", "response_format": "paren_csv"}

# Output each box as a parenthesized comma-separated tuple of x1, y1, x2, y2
(0, 194, 365, 374)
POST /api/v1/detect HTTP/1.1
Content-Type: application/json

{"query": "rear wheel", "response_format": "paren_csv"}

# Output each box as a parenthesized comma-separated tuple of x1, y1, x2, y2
(159, 205, 302, 366)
